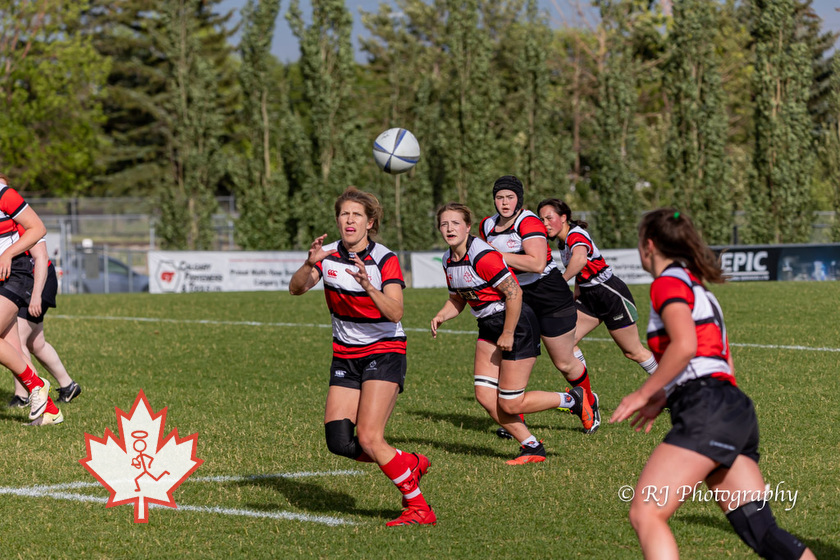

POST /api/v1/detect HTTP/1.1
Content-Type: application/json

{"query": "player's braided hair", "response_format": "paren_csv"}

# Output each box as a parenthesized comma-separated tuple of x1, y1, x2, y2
(639, 208, 725, 284)
(335, 186, 383, 236)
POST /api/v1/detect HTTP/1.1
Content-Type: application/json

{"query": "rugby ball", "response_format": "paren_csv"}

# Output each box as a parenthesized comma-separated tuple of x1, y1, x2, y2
(373, 128, 420, 174)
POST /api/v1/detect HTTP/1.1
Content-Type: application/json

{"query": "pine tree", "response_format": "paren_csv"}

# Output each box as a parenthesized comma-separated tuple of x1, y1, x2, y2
(664, 0, 731, 244)
(746, 0, 815, 243)
(82, 0, 237, 199)
(233, 0, 291, 250)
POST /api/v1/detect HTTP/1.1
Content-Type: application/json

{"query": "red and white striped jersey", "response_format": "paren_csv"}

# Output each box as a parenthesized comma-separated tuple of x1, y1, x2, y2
(0, 186, 28, 254)
(442, 236, 514, 319)
(558, 225, 611, 287)
(315, 240, 406, 358)
(647, 265, 734, 394)
(479, 210, 556, 286)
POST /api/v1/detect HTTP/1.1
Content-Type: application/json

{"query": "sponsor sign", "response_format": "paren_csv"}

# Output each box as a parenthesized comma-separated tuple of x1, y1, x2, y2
(148, 251, 315, 294)
(714, 244, 840, 282)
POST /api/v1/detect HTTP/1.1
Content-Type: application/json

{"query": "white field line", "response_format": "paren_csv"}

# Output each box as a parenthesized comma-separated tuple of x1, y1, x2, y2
(0, 470, 363, 526)
(51, 314, 840, 353)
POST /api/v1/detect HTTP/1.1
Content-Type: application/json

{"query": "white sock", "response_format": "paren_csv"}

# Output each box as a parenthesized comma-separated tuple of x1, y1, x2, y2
(557, 392, 574, 409)
(520, 435, 539, 447)
(640, 356, 658, 375)
(574, 348, 587, 367)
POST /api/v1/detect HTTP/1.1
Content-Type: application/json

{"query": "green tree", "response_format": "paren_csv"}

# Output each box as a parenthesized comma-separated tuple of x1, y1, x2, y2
(664, 0, 731, 244)
(498, 0, 571, 204)
(0, 0, 108, 194)
(589, 1, 641, 248)
(286, 0, 367, 246)
(232, 0, 291, 250)
(746, 0, 815, 243)
(824, 52, 840, 241)
(155, 0, 232, 249)
(797, 0, 838, 130)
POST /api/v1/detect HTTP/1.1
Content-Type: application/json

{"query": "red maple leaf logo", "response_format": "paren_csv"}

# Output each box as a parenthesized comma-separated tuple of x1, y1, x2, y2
(79, 390, 203, 523)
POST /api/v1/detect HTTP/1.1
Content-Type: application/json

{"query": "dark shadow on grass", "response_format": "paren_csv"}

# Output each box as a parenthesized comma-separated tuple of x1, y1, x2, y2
(405, 409, 496, 434)
(237, 476, 393, 520)
(405, 409, 588, 437)
(390, 435, 512, 459)
(678, 514, 838, 558)
(0, 395, 29, 424)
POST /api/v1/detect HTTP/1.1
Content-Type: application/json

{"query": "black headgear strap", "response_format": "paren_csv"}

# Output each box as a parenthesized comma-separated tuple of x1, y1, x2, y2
(492, 175, 524, 213)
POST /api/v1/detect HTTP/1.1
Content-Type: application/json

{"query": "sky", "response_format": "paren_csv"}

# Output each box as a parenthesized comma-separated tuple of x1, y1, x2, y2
(216, 0, 840, 63)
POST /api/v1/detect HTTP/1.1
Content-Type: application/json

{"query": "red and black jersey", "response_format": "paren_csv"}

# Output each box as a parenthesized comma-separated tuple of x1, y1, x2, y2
(647, 265, 734, 394)
(0, 186, 28, 253)
(479, 210, 556, 286)
(558, 225, 611, 286)
(314, 239, 406, 358)
(442, 235, 515, 319)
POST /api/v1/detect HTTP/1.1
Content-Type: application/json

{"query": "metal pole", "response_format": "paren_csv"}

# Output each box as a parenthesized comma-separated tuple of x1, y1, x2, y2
(103, 245, 109, 294)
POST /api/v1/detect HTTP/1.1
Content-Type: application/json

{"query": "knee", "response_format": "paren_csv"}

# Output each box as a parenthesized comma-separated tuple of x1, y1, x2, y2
(628, 501, 647, 534)
(354, 427, 382, 454)
(29, 337, 46, 355)
(726, 502, 808, 559)
(324, 419, 364, 460)
(628, 499, 665, 535)
(497, 391, 524, 415)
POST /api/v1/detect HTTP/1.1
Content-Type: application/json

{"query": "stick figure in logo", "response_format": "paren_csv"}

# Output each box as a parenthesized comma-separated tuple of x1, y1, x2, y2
(131, 430, 169, 492)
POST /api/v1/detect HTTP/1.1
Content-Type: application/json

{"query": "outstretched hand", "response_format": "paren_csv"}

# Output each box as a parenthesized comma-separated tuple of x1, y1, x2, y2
(345, 254, 371, 289)
(610, 389, 666, 433)
(306, 234, 335, 266)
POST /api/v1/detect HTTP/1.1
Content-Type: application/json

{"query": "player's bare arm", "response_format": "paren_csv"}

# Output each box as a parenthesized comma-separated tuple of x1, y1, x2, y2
(431, 294, 466, 338)
(562, 245, 588, 282)
(497, 276, 521, 351)
(498, 236, 546, 274)
(289, 234, 334, 295)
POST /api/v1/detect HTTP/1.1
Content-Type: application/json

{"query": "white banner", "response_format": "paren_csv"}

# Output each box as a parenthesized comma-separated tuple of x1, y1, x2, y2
(409, 249, 652, 289)
(410, 252, 447, 288)
(148, 251, 317, 294)
(599, 249, 653, 285)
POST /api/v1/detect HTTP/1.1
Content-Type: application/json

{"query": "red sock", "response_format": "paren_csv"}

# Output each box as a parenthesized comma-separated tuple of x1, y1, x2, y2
(45, 398, 59, 415)
(15, 366, 43, 393)
(569, 367, 595, 405)
(380, 450, 428, 509)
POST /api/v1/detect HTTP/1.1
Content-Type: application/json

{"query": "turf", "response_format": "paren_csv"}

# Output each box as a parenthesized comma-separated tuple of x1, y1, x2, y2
(0, 282, 837, 559)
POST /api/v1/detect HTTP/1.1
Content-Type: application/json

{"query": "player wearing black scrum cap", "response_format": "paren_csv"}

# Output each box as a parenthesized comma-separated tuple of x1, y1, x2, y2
(479, 175, 599, 438)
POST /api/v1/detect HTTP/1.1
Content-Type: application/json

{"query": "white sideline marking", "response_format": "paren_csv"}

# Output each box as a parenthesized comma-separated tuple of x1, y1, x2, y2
(51, 314, 840, 353)
(0, 470, 363, 526)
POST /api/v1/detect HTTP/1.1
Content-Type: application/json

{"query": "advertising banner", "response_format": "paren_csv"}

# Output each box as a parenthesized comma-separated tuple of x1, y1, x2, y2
(410, 252, 447, 288)
(148, 251, 315, 294)
(714, 244, 840, 282)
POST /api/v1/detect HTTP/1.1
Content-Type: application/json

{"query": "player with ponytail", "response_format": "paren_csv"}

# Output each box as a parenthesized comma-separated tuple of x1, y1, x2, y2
(610, 208, 814, 560)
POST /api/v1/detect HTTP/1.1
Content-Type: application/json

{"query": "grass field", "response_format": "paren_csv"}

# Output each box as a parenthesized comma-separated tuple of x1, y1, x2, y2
(0, 282, 838, 559)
